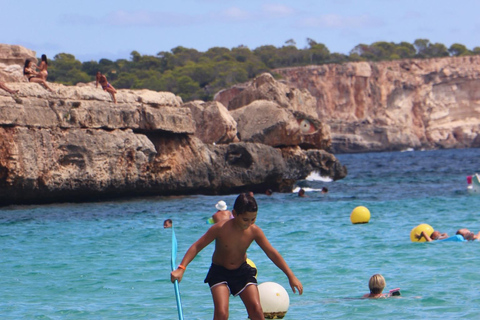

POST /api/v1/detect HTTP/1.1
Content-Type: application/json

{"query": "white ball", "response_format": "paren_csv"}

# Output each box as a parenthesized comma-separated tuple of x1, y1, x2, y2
(258, 282, 290, 319)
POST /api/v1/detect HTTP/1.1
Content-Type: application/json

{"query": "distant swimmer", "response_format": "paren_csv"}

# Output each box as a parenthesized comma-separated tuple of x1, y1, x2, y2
(163, 219, 172, 228)
(456, 228, 480, 241)
(416, 230, 449, 242)
(298, 188, 306, 197)
(363, 274, 400, 298)
(211, 200, 233, 223)
(321, 187, 329, 194)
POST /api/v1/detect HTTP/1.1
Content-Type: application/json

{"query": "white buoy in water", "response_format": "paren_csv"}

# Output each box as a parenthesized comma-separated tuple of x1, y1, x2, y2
(258, 282, 290, 319)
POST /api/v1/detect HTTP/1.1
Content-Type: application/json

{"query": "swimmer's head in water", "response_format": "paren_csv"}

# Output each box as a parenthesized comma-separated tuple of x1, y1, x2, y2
(465, 232, 475, 240)
(456, 228, 474, 240)
(431, 231, 441, 240)
(369, 274, 386, 294)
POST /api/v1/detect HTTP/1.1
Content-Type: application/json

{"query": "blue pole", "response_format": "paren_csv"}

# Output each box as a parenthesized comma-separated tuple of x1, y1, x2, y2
(171, 226, 184, 320)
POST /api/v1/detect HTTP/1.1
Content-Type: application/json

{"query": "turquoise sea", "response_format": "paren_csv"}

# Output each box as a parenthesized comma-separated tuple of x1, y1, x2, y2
(2, 148, 480, 319)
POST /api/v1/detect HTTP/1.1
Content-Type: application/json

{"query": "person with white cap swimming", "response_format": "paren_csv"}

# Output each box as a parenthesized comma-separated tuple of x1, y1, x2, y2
(212, 200, 233, 223)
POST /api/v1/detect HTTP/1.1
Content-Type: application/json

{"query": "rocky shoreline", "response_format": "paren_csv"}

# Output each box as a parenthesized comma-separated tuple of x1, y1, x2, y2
(272, 56, 480, 153)
(4, 44, 480, 205)
(0, 45, 346, 206)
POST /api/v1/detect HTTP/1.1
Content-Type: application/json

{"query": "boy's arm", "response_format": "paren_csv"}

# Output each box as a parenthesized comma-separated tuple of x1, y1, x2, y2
(170, 226, 217, 283)
(254, 228, 303, 295)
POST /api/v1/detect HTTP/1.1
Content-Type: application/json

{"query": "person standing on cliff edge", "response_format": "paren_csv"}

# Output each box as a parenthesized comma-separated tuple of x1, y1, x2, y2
(96, 71, 117, 104)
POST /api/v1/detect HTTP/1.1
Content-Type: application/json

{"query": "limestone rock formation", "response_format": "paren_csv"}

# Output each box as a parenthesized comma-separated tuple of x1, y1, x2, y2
(184, 100, 238, 144)
(0, 44, 36, 82)
(273, 57, 480, 153)
(0, 79, 346, 206)
(215, 72, 318, 116)
(230, 100, 330, 150)
(0, 83, 190, 132)
(0, 44, 347, 205)
(215, 73, 331, 150)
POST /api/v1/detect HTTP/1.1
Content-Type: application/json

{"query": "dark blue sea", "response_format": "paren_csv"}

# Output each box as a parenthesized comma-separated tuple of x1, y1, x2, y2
(1, 148, 480, 319)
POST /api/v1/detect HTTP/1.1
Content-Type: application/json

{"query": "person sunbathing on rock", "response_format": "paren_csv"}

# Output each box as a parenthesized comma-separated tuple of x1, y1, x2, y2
(23, 59, 54, 92)
(96, 71, 117, 104)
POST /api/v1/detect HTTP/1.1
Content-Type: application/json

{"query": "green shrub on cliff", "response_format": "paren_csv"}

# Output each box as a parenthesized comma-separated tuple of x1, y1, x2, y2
(47, 38, 479, 102)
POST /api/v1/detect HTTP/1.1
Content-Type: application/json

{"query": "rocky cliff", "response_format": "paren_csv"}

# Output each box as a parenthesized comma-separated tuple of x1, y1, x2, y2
(0, 45, 346, 206)
(272, 56, 480, 153)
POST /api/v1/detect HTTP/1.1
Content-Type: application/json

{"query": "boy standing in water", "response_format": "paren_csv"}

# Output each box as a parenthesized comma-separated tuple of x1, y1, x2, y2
(171, 193, 303, 320)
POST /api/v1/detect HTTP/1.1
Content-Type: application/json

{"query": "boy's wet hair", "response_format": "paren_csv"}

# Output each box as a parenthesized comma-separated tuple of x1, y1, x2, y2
(369, 274, 386, 294)
(233, 193, 258, 215)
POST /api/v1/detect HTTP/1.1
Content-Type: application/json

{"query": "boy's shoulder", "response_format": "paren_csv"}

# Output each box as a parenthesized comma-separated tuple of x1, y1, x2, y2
(211, 219, 235, 233)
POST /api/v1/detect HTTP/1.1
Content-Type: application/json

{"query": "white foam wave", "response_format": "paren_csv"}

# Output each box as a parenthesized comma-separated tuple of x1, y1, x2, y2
(305, 171, 333, 182)
(292, 187, 324, 193)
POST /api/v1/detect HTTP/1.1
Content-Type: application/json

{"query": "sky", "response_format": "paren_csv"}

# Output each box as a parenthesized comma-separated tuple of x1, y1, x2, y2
(2, 0, 480, 62)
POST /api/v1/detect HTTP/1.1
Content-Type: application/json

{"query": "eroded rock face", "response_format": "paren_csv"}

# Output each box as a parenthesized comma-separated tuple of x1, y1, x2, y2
(274, 56, 480, 153)
(215, 73, 331, 150)
(0, 44, 347, 205)
(0, 44, 37, 82)
(230, 100, 330, 150)
(215, 72, 318, 116)
(0, 83, 192, 133)
(0, 74, 346, 206)
(184, 100, 238, 144)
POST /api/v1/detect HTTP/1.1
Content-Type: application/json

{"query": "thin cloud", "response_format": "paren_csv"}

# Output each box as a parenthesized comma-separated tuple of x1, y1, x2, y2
(218, 7, 253, 21)
(106, 10, 157, 26)
(105, 10, 194, 27)
(58, 13, 100, 25)
(59, 10, 197, 27)
(15, 40, 61, 54)
(401, 11, 423, 20)
(299, 14, 384, 29)
(261, 4, 295, 18)
(58, 5, 293, 29)
(215, 5, 295, 23)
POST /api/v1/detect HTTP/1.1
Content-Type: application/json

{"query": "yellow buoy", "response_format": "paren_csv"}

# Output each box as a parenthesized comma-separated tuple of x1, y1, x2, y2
(350, 206, 371, 224)
(247, 258, 257, 278)
(410, 223, 434, 242)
